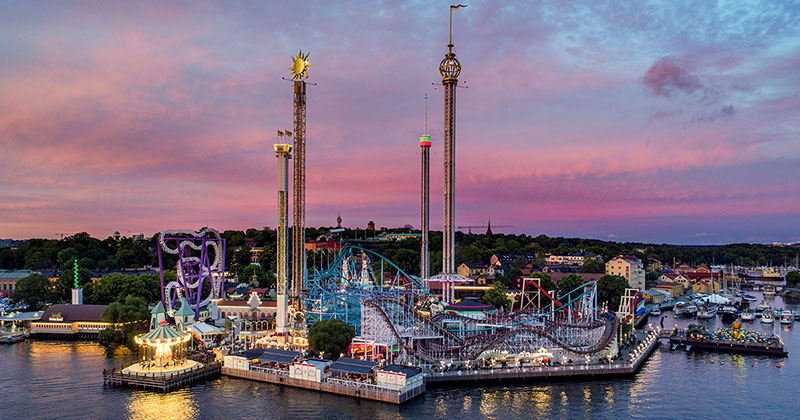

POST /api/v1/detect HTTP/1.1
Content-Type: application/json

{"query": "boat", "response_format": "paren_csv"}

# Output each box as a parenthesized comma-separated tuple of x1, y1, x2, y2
(0, 331, 27, 344)
(779, 310, 793, 325)
(763, 285, 776, 298)
(741, 310, 755, 321)
(685, 303, 698, 317)
(757, 300, 772, 312)
(697, 304, 718, 319)
(719, 305, 738, 323)
(650, 307, 661, 316)
(761, 310, 775, 324)
(674, 301, 688, 316)
(739, 292, 757, 302)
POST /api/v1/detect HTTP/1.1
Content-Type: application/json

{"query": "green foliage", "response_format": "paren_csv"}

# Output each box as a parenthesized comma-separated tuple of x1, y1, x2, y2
(99, 295, 150, 348)
(10, 274, 54, 309)
(240, 264, 274, 288)
(84, 272, 164, 305)
(308, 319, 355, 358)
(55, 267, 91, 302)
(645, 270, 660, 282)
(598, 275, 629, 312)
(579, 259, 605, 273)
(56, 247, 78, 269)
(482, 282, 511, 310)
(527, 272, 557, 293)
(557, 274, 585, 302)
(786, 271, 800, 288)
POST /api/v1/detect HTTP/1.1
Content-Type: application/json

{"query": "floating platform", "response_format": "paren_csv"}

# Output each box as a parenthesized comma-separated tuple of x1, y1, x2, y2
(668, 336, 787, 357)
(222, 366, 425, 405)
(103, 361, 221, 392)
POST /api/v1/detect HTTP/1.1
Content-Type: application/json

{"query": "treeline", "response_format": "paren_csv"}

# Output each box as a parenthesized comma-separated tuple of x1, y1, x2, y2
(3, 229, 797, 278)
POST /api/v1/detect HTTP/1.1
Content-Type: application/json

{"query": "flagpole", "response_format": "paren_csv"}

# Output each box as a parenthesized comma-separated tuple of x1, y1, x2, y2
(449, 8, 453, 46)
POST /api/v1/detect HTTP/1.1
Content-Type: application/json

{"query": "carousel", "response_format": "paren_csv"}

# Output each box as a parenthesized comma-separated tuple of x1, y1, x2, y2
(123, 321, 199, 376)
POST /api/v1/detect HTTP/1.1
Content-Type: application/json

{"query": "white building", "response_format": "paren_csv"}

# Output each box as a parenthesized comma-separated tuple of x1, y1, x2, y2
(290, 359, 331, 382)
(606, 255, 645, 291)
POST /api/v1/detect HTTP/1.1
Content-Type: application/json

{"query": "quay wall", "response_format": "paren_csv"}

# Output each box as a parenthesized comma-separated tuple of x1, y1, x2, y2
(222, 367, 425, 405)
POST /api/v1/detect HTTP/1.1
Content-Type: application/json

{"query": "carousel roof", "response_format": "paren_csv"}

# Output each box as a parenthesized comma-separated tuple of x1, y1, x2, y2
(137, 324, 188, 344)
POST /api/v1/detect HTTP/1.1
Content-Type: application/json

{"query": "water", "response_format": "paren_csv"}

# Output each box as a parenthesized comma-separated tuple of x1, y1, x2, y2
(2, 295, 797, 420)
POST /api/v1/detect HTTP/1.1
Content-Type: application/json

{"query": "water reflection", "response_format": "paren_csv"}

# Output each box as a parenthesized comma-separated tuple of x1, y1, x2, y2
(126, 389, 198, 420)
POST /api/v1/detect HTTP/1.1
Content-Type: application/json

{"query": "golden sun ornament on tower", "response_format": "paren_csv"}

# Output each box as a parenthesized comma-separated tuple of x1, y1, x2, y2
(289, 50, 311, 80)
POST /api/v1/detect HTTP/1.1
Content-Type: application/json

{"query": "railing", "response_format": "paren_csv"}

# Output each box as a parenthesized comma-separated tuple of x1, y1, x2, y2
(251, 366, 289, 377)
(326, 377, 402, 394)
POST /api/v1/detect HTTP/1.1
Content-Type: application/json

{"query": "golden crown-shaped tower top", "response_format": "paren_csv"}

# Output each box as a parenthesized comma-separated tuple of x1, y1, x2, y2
(439, 46, 461, 82)
(289, 50, 311, 80)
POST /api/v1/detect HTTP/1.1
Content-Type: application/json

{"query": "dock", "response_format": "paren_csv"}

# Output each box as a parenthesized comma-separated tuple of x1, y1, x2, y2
(662, 331, 787, 356)
(103, 361, 222, 392)
(222, 366, 425, 405)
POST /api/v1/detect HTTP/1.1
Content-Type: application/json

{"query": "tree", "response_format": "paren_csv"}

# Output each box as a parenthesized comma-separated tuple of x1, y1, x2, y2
(558, 274, 585, 303)
(598, 275, 629, 312)
(646, 270, 660, 282)
(240, 264, 273, 288)
(99, 295, 150, 348)
(527, 272, 557, 294)
(55, 267, 92, 302)
(10, 274, 54, 309)
(786, 271, 800, 289)
(579, 259, 605, 273)
(56, 247, 79, 269)
(308, 319, 355, 358)
(482, 282, 511, 310)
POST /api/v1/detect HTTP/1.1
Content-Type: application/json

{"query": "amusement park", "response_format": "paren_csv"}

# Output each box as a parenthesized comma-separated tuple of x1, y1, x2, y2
(95, 7, 672, 403)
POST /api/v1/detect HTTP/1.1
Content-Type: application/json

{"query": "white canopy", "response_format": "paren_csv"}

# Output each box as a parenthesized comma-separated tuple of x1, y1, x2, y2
(702, 294, 730, 304)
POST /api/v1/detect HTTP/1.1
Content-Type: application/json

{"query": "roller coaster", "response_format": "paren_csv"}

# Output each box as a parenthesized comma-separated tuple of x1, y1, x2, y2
(304, 245, 624, 363)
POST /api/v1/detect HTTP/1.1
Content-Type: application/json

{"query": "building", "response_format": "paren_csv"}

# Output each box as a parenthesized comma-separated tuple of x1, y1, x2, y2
(545, 252, 590, 266)
(30, 304, 110, 339)
(376, 365, 423, 390)
(643, 289, 671, 303)
(0, 269, 33, 297)
(606, 255, 645, 291)
(654, 281, 684, 297)
(443, 298, 497, 320)
(692, 278, 723, 294)
(457, 262, 489, 277)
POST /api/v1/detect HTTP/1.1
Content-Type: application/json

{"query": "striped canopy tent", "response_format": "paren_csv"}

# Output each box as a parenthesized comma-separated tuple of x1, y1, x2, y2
(134, 322, 191, 366)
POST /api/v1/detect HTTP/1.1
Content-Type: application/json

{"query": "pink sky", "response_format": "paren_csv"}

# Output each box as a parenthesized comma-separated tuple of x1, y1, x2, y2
(1, 1, 799, 244)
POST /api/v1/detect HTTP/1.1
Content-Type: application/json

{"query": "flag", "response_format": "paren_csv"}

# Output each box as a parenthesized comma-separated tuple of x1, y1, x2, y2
(451, 4, 468, 9)
(285, 130, 292, 137)
(278, 130, 284, 137)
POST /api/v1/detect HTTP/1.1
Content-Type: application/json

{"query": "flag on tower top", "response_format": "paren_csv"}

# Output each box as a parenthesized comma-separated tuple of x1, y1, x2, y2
(451, 4, 468, 9)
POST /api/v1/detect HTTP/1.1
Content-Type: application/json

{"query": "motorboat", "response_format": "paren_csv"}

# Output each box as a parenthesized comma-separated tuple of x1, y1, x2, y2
(719, 305, 738, 323)
(697, 304, 718, 319)
(779, 310, 793, 325)
(763, 285, 776, 297)
(757, 300, 772, 312)
(685, 303, 698, 317)
(741, 311, 755, 322)
(650, 307, 661, 316)
(761, 310, 774, 324)
(739, 292, 757, 302)
(674, 301, 688, 316)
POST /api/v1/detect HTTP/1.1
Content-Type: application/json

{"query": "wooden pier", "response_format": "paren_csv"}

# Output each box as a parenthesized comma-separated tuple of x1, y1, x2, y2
(222, 366, 425, 405)
(103, 361, 221, 392)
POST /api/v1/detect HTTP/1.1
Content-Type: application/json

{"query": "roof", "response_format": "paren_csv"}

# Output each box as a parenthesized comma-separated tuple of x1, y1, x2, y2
(138, 324, 187, 342)
(231, 348, 265, 359)
(0, 310, 44, 321)
(217, 300, 277, 308)
(294, 359, 331, 368)
(0, 269, 33, 279)
(174, 298, 195, 317)
(151, 301, 165, 315)
(39, 304, 107, 323)
(445, 298, 493, 311)
(461, 262, 487, 269)
(188, 322, 223, 335)
(330, 358, 377, 376)
(378, 364, 422, 378)
(259, 353, 298, 365)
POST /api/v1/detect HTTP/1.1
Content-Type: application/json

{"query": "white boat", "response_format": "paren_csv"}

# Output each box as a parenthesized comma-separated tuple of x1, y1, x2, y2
(761, 310, 774, 324)
(779, 310, 793, 325)
(674, 301, 687, 316)
(697, 305, 718, 319)
(650, 307, 661, 316)
(741, 311, 755, 322)
(757, 300, 771, 312)
(685, 303, 698, 316)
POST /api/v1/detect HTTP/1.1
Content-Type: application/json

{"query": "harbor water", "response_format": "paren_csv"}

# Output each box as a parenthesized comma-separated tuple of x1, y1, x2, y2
(2, 294, 797, 420)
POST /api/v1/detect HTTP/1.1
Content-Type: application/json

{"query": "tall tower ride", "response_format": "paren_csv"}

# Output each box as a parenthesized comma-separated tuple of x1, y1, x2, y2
(440, 6, 463, 275)
(274, 140, 292, 334)
(420, 95, 432, 283)
(289, 50, 310, 308)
